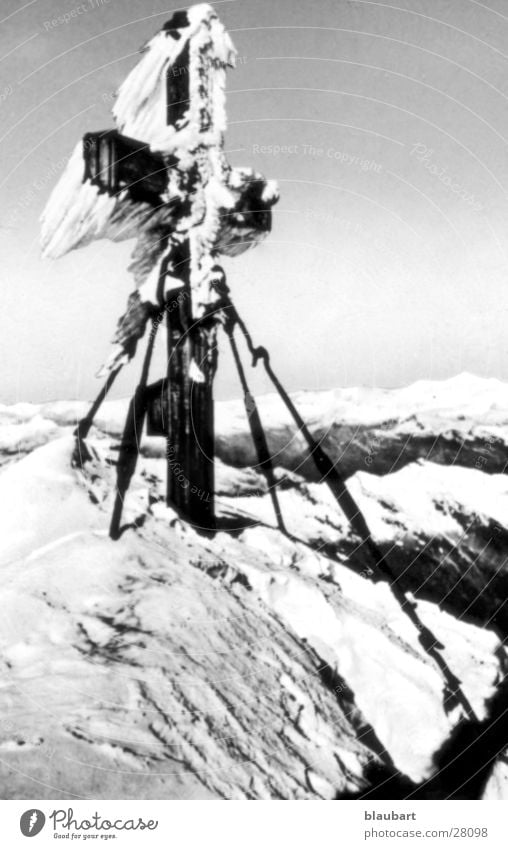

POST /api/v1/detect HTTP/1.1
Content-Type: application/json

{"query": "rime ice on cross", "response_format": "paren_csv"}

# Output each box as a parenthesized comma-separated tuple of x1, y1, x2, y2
(41, 4, 278, 530)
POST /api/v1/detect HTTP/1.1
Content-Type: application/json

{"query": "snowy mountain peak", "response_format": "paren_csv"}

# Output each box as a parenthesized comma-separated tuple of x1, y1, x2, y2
(0, 373, 507, 797)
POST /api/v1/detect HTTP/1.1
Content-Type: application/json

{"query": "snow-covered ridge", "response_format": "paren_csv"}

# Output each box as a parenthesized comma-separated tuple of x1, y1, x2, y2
(0, 373, 507, 799)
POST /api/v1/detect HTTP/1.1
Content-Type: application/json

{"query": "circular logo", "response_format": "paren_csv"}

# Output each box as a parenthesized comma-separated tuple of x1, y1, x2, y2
(19, 810, 46, 837)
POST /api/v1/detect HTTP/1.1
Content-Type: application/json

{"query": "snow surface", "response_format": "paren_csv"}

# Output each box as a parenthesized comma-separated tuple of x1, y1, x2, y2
(0, 373, 507, 799)
(40, 4, 279, 382)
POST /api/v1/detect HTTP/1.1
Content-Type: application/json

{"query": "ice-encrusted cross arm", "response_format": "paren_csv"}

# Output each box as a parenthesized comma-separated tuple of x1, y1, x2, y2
(40, 4, 278, 376)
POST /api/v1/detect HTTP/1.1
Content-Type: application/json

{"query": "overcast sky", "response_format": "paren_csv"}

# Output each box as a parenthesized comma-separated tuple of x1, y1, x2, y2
(2, 0, 508, 403)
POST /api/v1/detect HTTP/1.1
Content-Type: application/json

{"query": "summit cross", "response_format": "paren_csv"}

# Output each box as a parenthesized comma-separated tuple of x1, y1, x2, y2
(41, 4, 278, 531)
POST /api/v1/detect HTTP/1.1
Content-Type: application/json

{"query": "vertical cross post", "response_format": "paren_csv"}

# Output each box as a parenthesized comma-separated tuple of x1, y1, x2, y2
(161, 18, 220, 530)
(165, 277, 217, 530)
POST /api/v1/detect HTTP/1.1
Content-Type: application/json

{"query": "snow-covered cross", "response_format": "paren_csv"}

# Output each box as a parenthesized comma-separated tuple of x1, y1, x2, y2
(41, 4, 278, 530)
